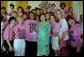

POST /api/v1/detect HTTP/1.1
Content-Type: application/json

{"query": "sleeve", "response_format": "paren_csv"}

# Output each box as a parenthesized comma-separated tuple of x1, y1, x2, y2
(47, 23, 51, 33)
(74, 25, 82, 36)
(3, 22, 8, 31)
(3, 27, 9, 40)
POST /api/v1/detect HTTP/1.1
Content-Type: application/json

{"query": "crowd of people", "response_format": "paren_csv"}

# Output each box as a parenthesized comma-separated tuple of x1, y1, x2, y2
(1, 2, 83, 56)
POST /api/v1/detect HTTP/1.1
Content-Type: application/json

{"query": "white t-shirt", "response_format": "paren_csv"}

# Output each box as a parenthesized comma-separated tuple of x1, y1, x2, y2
(1, 22, 3, 49)
(1, 22, 6, 51)
(59, 18, 69, 40)
(1, 22, 3, 37)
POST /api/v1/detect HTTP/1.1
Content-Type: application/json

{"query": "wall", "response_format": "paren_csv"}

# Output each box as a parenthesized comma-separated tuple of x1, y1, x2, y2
(72, 1, 83, 21)
(1, 1, 83, 21)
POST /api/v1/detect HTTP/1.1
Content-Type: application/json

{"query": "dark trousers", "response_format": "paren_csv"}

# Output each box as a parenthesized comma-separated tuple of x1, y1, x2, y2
(25, 41, 37, 56)
(70, 47, 83, 56)
(2, 40, 14, 56)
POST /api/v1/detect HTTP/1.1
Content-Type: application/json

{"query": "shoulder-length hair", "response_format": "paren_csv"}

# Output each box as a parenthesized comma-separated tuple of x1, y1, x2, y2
(29, 11, 36, 20)
(17, 6, 24, 13)
(39, 13, 47, 22)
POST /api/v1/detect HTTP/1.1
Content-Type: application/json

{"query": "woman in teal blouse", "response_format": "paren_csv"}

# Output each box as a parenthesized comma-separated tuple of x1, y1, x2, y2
(37, 14, 51, 56)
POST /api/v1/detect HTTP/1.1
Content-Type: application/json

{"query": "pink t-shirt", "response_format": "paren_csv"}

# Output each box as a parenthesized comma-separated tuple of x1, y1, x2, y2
(24, 19, 38, 42)
(3, 25, 15, 41)
(3, 21, 8, 28)
(52, 22, 60, 35)
(70, 24, 82, 48)
(70, 24, 82, 37)
(14, 23, 26, 39)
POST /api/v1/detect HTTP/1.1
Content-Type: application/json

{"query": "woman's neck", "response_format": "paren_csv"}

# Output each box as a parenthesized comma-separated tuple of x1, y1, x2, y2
(30, 18, 34, 20)
(42, 21, 46, 24)
(11, 9, 14, 11)
(18, 20, 24, 25)
(71, 23, 75, 27)
(9, 24, 13, 28)
(52, 20, 56, 23)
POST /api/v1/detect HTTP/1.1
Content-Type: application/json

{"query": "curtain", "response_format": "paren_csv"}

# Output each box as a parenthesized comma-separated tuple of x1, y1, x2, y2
(1, 1, 8, 8)
(16, 1, 28, 11)
(60, 1, 72, 8)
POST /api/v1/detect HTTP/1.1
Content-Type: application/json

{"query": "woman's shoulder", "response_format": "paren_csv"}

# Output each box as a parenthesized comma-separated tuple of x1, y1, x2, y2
(25, 19, 31, 22)
(38, 22, 41, 24)
(75, 23, 81, 28)
(4, 25, 10, 31)
(45, 21, 49, 24)
(45, 21, 51, 27)
(13, 24, 19, 29)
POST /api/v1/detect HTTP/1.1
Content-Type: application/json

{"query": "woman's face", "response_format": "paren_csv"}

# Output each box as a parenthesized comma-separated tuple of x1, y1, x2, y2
(10, 6, 13, 10)
(68, 19, 72, 26)
(51, 5, 55, 9)
(10, 19, 16, 26)
(17, 17, 23, 24)
(26, 8, 30, 13)
(33, 11, 36, 14)
(40, 15, 46, 22)
(68, 19, 75, 26)
(50, 16, 55, 23)
(56, 11, 62, 19)
(61, 4, 65, 9)
(18, 8, 22, 13)
(69, 7, 73, 12)
(71, 19, 75, 25)
(36, 10, 40, 15)
(30, 13, 34, 20)
(43, 8, 46, 14)
(41, 9, 44, 14)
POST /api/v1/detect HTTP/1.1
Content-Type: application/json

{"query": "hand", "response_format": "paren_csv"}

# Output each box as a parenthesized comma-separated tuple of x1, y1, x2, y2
(76, 47, 81, 53)
(52, 34, 56, 37)
(50, 33, 59, 37)
(53, 33, 59, 37)
(60, 38, 64, 43)
(49, 33, 53, 36)
(60, 38, 66, 47)
(45, 44, 48, 48)
(9, 46, 13, 51)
